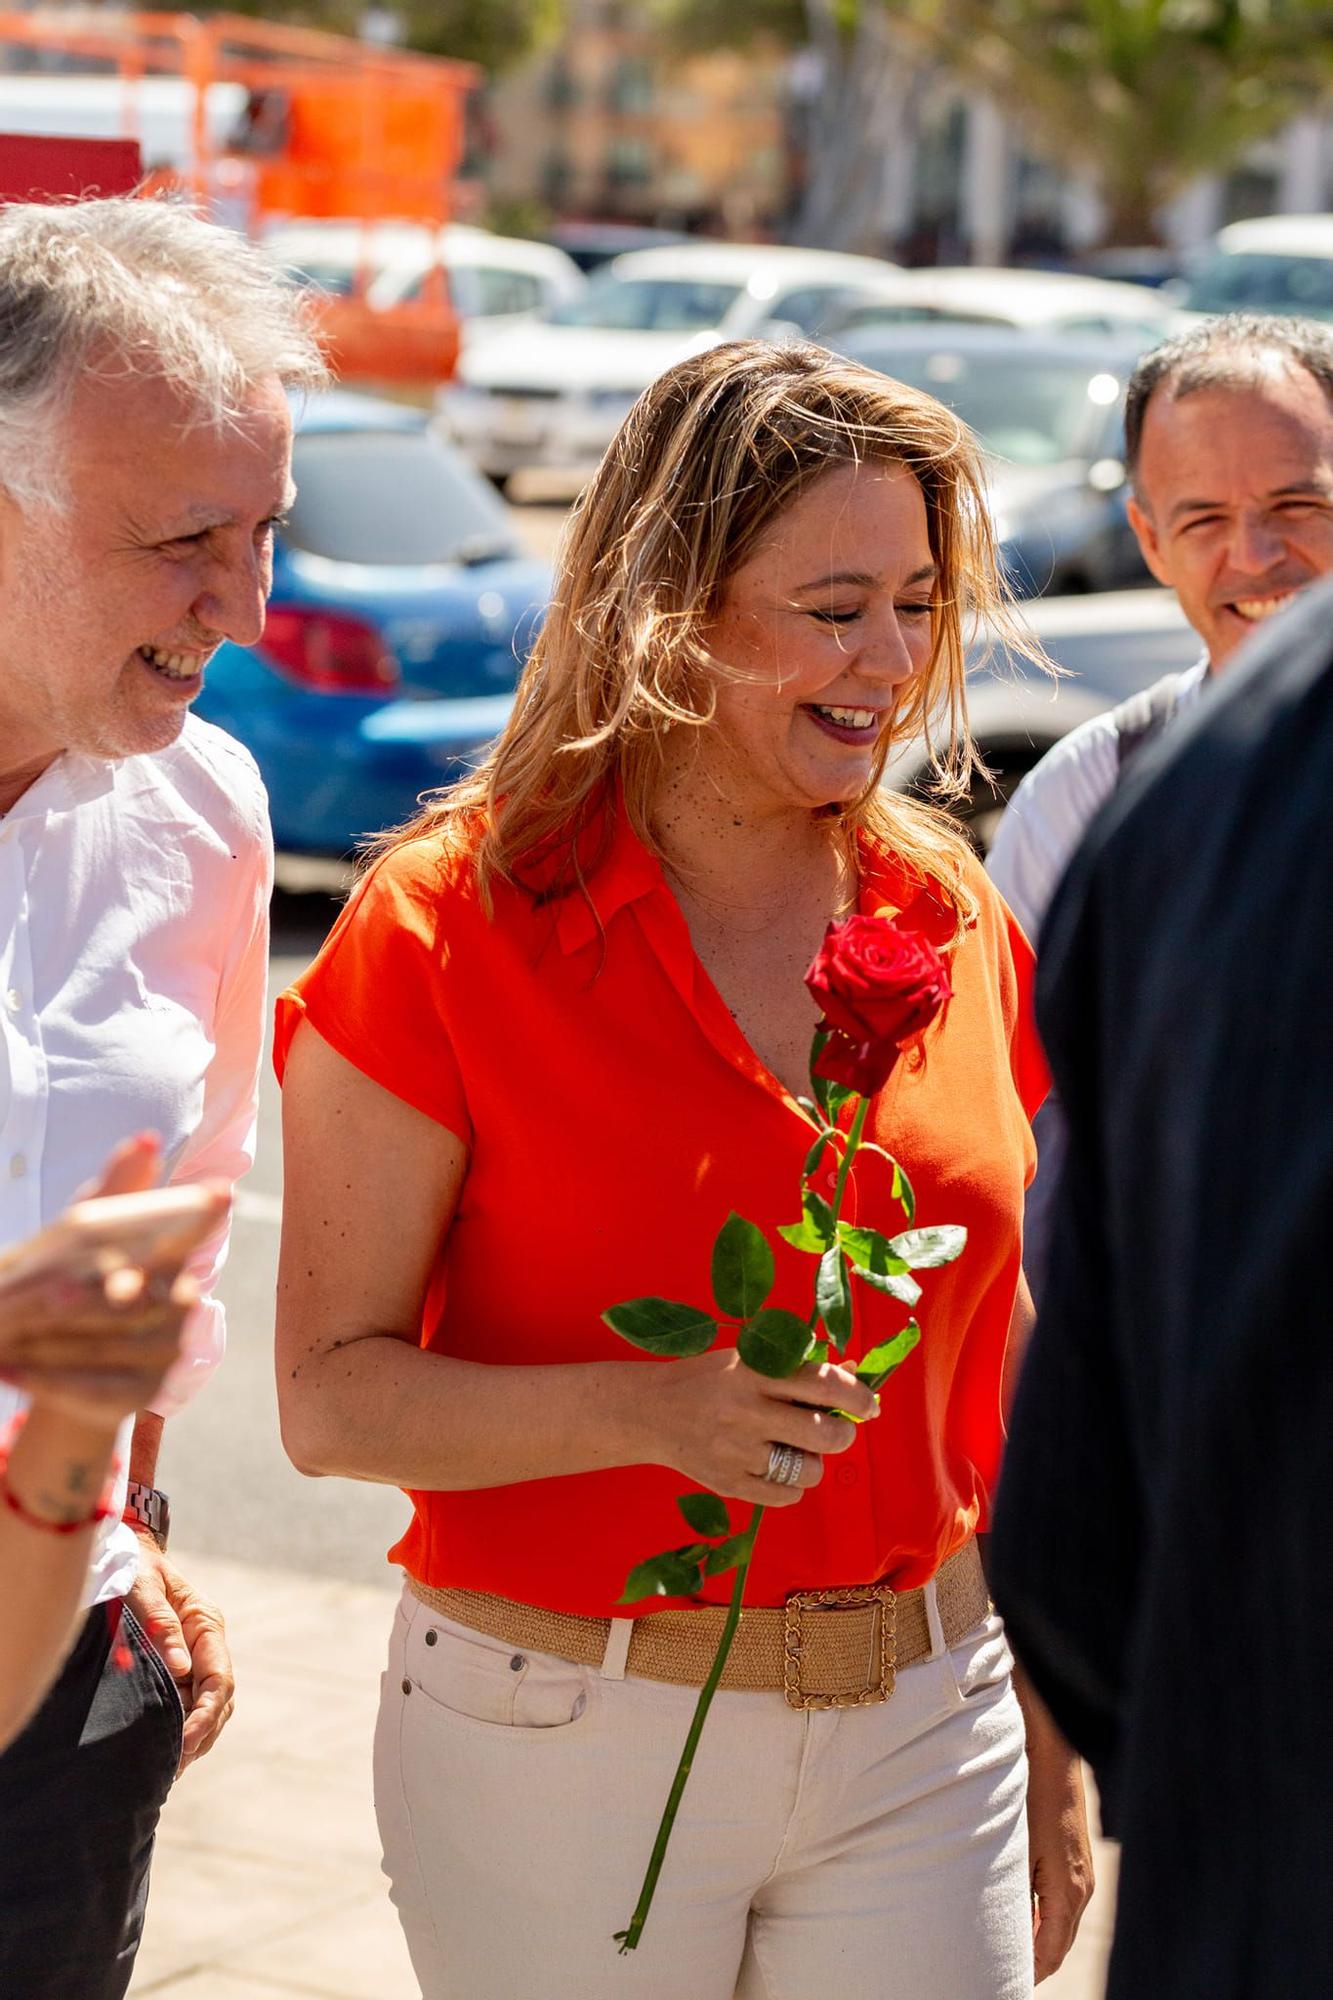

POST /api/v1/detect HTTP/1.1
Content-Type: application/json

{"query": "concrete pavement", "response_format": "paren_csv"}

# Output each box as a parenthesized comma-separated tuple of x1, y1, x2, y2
(129, 1548, 1116, 2000)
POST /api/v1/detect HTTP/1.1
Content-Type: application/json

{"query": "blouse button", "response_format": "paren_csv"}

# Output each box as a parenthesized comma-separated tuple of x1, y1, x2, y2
(836, 1463, 858, 1488)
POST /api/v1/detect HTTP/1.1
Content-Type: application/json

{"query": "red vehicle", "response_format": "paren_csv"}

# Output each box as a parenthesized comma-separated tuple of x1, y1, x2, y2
(0, 8, 479, 385)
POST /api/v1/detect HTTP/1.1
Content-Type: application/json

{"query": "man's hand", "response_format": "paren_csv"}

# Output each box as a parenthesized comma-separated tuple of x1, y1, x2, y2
(1017, 1666, 1095, 1982)
(128, 1537, 234, 1775)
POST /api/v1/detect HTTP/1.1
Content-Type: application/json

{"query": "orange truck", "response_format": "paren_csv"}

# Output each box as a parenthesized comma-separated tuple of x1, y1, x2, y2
(0, 9, 479, 385)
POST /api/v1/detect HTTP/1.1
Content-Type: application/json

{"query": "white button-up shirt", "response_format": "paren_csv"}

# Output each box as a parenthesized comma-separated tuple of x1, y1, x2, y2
(0, 715, 272, 1603)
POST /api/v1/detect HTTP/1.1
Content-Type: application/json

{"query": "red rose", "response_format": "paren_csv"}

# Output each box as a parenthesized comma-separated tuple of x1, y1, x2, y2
(805, 914, 952, 1097)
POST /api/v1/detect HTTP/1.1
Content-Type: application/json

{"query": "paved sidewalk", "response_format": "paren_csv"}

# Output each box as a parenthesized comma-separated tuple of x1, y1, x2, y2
(130, 1550, 1116, 1999)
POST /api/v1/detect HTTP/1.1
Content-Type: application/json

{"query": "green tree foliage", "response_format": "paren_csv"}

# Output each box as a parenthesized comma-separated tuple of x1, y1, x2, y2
(891, 0, 1333, 241)
(660, 0, 1333, 244)
(218, 0, 558, 72)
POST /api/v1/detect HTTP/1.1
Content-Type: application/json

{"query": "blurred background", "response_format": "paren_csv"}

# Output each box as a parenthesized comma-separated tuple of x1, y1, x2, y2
(2, 0, 1329, 859)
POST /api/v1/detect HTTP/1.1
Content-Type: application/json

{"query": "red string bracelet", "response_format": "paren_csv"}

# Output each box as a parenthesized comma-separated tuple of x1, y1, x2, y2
(0, 1470, 116, 1536)
(0, 1410, 117, 1536)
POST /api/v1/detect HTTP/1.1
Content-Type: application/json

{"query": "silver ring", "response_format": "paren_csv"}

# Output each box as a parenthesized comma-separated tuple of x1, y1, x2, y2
(765, 1443, 805, 1487)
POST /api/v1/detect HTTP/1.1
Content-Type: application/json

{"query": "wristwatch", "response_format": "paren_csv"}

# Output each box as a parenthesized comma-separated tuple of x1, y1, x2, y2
(123, 1482, 170, 1551)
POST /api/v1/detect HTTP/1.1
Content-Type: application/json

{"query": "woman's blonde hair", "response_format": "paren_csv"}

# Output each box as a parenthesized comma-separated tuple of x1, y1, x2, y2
(376, 339, 1045, 933)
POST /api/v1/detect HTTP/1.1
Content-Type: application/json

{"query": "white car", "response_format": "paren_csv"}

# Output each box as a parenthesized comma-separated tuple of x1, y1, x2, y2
(262, 220, 584, 333)
(439, 240, 916, 482)
(888, 586, 1198, 846)
(1174, 214, 1333, 325)
(837, 266, 1175, 343)
(367, 227, 585, 333)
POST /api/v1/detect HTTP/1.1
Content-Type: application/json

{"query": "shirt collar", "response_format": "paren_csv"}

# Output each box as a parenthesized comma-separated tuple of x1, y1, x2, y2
(551, 805, 963, 956)
(3, 751, 116, 824)
(554, 799, 666, 956)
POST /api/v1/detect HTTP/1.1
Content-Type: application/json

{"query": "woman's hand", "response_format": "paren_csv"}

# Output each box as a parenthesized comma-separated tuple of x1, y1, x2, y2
(0, 1136, 229, 1430)
(1015, 1667, 1095, 1983)
(643, 1349, 879, 1507)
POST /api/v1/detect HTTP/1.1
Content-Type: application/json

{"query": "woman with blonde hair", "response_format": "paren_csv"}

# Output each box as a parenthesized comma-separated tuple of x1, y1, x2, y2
(275, 340, 1091, 1998)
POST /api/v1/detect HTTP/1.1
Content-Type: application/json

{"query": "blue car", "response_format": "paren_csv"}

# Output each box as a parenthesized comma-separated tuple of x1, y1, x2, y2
(193, 391, 550, 855)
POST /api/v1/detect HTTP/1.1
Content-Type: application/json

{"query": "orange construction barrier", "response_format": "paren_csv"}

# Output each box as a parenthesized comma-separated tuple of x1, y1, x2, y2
(0, 10, 479, 385)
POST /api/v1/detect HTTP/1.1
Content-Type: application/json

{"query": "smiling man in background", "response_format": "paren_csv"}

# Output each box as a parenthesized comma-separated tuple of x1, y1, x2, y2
(987, 313, 1333, 1293)
(989, 313, 1333, 948)
(0, 195, 324, 1999)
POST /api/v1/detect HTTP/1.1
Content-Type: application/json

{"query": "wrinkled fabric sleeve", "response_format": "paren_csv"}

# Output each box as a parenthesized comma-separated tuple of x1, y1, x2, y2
(274, 844, 472, 1145)
(150, 801, 274, 1419)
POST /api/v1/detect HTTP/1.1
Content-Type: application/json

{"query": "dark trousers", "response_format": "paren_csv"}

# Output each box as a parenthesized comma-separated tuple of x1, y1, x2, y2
(0, 1598, 182, 2000)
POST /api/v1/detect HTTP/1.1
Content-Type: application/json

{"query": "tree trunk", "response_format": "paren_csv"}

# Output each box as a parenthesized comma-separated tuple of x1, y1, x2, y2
(790, 2, 907, 253)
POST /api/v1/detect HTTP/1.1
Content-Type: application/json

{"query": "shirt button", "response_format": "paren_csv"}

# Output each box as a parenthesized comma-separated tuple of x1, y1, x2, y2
(836, 1463, 858, 1488)
(9, 1154, 27, 1179)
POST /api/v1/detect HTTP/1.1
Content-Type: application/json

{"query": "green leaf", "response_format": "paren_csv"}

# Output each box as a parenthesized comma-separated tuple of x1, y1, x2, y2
(808, 1031, 854, 1125)
(836, 1222, 921, 1305)
(616, 1549, 705, 1604)
(802, 1130, 834, 1179)
(886, 1226, 968, 1270)
(776, 1185, 838, 1256)
(602, 1298, 719, 1356)
(892, 1160, 916, 1224)
(737, 1307, 812, 1378)
(825, 1081, 855, 1121)
(852, 1264, 922, 1307)
(836, 1224, 909, 1275)
(710, 1212, 775, 1321)
(808, 1337, 831, 1365)
(854, 1321, 922, 1391)
(703, 1531, 753, 1577)
(676, 1491, 730, 1539)
(815, 1244, 852, 1349)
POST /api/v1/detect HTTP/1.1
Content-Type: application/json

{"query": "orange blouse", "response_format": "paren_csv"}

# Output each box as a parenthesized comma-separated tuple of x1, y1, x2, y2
(274, 805, 1044, 1617)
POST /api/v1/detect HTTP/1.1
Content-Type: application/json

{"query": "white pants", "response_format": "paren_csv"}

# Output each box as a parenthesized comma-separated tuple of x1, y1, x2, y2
(374, 1582, 1032, 2000)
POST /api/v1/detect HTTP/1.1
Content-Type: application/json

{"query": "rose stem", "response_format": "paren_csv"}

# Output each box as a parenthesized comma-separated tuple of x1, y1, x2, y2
(615, 1502, 763, 1953)
(832, 1095, 870, 1220)
(616, 1096, 872, 1951)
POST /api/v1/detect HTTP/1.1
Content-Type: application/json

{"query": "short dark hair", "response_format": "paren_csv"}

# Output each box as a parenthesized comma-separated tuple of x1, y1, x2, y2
(1124, 313, 1333, 495)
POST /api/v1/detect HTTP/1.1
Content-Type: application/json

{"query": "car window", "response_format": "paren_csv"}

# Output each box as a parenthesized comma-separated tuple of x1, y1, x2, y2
(286, 429, 518, 567)
(766, 285, 857, 335)
(845, 348, 1124, 463)
(1183, 251, 1333, 321)
(284, 257, 358, 297)
(473, 267, 547, 317)
(547, 273, 743, 331)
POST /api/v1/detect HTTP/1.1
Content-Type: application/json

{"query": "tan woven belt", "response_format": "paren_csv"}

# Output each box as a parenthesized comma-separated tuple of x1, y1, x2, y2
(408, 1537, 989, 1710)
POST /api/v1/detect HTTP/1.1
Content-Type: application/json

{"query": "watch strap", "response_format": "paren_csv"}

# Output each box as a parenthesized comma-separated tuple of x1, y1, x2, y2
(124, 1480, 170, 1550)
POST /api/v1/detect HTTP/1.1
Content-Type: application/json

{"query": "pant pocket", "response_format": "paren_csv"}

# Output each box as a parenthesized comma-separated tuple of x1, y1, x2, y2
(945, 1611, 1016, 1707)
(402, 1601, 594, 1733)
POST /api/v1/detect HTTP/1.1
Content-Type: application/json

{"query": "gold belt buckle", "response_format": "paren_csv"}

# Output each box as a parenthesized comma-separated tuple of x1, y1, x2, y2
(782, 1582, 896, 1710)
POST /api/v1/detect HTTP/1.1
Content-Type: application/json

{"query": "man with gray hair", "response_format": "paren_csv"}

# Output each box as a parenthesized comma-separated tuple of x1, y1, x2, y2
(988, 312, 1333, 1287)
(990, 311, 1333, 947)
(0, 194, 325, 1998)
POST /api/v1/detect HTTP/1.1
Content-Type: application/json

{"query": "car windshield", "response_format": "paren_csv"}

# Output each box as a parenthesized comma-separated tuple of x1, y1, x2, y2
(287, 429, 518, 567)
(546, 273, 743, 331)
(283, 258, 358, 297)
(848, 348, 1122, 464)
(1182, 251, 1333, 321)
